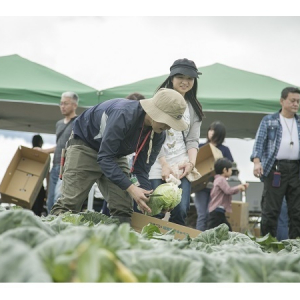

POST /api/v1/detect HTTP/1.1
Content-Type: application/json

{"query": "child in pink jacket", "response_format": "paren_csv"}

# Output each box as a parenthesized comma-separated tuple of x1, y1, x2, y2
(208, 158, 249, 231)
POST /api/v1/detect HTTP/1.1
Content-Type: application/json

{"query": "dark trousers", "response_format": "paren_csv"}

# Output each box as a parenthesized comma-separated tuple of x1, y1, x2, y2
(32, 186, 46, 216)
(207, 209, 232, 231)
(261, 160, 300, 239)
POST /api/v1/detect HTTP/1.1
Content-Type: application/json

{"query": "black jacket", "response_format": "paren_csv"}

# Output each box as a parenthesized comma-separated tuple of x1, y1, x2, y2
(73, 98, 166, 190)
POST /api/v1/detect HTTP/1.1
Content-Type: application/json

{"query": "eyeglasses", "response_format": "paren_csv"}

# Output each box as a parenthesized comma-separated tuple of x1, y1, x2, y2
(60, 102, 72, 106)
(287, 99, 300, 105)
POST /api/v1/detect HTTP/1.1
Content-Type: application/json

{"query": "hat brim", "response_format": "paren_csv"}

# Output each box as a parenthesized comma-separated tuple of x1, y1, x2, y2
(170, 66, 202, 78)
(140, 99, 188, 131)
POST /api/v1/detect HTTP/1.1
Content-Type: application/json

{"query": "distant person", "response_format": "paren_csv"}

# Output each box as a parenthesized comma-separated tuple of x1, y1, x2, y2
(148, 58, 204, 226)
(193, 121, 234, 231)
(126, 92, 146, 101)
(31, 134, 48, 216)
(50, 88, 188, 224)
(34, 92, 78, 213)
(101, 92, 146, 217)
(207, 158, 248, 231)
(251, 86, 300, 239)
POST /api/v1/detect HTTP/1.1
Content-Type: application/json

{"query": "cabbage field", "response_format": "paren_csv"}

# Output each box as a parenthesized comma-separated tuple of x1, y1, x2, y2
(1, 206, 300, 283)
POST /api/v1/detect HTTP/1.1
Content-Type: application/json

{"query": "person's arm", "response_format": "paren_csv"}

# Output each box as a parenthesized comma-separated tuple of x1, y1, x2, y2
(97, 110, 136, 190)
(178, 147, 197, 179)
(250, 118, 267, 177)
(126, 184, 152, 214)
(33, 146, 56, 154)
(133, 131, 166, 188)
(184, 107, 201, 152)
(158, 156, 174, 181)
(178, 107, 200, 179)
(217, 177, 245, 195)
(253, 158, 264, 178)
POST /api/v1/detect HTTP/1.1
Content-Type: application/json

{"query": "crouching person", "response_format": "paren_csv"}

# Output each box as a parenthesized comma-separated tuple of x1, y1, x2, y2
(50, 88, 188, 224)
(207, 158, 249, 231)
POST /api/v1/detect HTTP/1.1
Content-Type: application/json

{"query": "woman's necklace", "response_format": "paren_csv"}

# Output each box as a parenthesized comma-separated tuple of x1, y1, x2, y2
(282, 116, 295, 148)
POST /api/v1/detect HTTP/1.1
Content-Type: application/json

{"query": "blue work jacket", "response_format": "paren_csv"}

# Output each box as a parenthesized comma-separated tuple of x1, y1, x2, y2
(73, 98, 165, 190)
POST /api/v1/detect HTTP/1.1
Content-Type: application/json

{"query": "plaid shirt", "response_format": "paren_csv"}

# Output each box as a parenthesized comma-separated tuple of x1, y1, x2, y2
(250, 110, 300, 178)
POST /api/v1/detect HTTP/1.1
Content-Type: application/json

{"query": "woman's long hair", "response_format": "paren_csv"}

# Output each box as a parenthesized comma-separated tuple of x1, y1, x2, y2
(207, 121, 226, 146)
(156, 75, 204, 120)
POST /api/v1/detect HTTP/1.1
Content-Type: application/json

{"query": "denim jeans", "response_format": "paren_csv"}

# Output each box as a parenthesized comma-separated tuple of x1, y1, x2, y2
(150, 177, 191, 226)
(55, 178, 62, 204)
(101, 200, 111, 216)
(276, 197, 289, 241)
(193, 188, 211, 231)
(47, 164, 60, 213)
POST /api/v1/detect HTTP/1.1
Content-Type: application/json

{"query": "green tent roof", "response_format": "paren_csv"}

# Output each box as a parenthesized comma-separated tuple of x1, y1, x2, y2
(1, 56, 299, 138)
(0, 54, 99, 134)
(99, 63, 299, 138)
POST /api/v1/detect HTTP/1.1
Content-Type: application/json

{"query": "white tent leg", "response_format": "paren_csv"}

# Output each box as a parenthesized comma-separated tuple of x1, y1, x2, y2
(87, 184, 95, 211)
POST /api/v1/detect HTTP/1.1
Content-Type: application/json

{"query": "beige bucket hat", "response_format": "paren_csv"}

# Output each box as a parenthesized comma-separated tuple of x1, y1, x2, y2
(140, 88, 188, 131)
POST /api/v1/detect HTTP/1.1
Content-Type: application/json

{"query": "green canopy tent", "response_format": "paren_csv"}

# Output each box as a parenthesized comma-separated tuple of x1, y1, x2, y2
(0, 54, 99, 134)
(98, 63, 299, 139)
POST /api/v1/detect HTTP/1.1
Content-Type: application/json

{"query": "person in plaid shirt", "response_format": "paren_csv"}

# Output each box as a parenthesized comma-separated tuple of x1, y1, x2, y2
(251, 87, 300, 239)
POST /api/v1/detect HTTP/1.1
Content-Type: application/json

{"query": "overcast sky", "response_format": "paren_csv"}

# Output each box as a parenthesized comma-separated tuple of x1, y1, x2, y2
(1, 16, 300, 90)
(1, 15, 300, 185)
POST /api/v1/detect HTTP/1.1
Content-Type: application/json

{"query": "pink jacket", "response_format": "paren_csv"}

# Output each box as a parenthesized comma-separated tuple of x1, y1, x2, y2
(209, 174, 240, 213)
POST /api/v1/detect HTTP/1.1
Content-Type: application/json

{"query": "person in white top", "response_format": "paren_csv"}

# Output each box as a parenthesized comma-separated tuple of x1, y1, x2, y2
(251, 86, 300, 239)
(148, 58, 204, 226)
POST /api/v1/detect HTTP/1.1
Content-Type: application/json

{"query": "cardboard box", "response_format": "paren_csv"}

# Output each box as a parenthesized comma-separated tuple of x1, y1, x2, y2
(247, 225, 261, 237)
(191, 143, 223, 193)
(226, 201, 249, 233)
(231, 225, 249, 234)
(0, 146, 50, 209)
(131, 212, 202, 240)
(254, 226, 261, 237)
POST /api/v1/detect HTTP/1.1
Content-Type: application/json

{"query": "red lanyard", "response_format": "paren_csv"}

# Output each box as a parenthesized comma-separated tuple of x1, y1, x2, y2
(130, 123, 151, 173)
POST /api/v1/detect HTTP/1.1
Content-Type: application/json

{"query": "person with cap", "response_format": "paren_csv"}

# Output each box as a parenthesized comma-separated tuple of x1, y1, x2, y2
(50, 88, 188, 224)
(148, 58, 204, 226)
(100, 92, 146, 216)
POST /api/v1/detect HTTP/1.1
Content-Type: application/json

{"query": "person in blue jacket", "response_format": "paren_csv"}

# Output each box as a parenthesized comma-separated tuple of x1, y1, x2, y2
(50, 88, 188, 224)
(193, 121, 234, 231)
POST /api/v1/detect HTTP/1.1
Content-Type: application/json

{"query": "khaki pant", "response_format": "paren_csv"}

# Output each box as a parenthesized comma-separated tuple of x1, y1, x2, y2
(50, 142, 133, 218)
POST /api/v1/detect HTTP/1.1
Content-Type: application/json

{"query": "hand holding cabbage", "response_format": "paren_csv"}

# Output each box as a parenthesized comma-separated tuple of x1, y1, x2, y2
(138, 183, 182, 216)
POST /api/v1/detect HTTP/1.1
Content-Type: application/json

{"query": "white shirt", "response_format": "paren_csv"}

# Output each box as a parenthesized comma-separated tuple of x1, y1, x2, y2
(276, 114, 299, 160)
(149, 105, 190, 179)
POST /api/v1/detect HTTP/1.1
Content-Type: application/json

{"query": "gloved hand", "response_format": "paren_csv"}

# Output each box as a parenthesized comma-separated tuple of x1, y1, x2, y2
(166, 174, 181, 186)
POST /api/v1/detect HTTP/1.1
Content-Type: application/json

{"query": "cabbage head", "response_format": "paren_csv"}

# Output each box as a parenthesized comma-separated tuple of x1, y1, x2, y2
(144, 183, 182, 216)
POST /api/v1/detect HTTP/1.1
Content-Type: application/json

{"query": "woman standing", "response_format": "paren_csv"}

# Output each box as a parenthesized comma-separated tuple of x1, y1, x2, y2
(148, 58, 204, 225)
(193, 121, 234, 231)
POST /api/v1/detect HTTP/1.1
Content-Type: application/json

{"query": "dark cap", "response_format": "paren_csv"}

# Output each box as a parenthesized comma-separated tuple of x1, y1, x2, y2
(170, 58, 202, 78)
